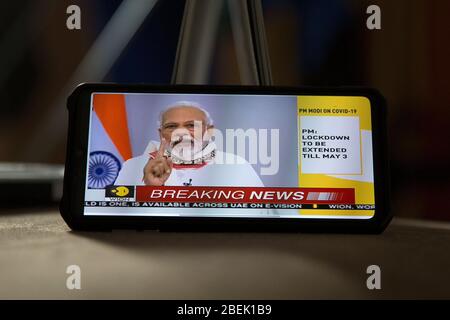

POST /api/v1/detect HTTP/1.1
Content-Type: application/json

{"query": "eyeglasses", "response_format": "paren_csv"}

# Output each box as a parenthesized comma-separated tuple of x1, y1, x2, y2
(161, 121, 206, 132)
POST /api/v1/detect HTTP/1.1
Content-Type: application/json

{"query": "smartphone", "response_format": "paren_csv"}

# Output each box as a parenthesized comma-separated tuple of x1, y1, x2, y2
(60, 83, 390, 233)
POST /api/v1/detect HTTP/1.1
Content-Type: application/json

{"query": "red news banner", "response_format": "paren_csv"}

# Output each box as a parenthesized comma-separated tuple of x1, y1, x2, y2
(136, 186, 355, 205)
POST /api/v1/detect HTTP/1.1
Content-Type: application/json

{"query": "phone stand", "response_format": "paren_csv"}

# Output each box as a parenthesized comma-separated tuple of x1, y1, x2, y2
(171, 0, 273, 86)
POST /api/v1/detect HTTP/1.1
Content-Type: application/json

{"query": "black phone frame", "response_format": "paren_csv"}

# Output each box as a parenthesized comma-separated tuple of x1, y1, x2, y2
(60, 83, 391, 233)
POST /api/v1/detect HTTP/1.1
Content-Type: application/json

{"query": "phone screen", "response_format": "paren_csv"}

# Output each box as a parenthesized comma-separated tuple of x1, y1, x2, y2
(83, 92, 375, 219)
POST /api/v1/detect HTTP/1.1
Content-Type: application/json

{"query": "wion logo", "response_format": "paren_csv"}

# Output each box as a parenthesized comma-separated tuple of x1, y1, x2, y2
(105, 186, 135, 201)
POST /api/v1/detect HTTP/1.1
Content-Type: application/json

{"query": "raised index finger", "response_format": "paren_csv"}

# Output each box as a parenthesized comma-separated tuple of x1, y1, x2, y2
(157, 138, 168, 158)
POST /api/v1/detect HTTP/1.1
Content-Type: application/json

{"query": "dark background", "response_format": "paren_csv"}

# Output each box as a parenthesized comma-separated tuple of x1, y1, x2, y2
(0, 0, 448, 221)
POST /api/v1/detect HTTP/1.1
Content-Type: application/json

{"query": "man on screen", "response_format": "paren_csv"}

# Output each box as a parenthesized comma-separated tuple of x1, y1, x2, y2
(114, 101, 264, 187)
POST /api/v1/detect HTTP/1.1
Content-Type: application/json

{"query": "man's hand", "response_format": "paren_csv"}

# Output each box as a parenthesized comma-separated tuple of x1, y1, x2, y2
(143, 139, 173, 186)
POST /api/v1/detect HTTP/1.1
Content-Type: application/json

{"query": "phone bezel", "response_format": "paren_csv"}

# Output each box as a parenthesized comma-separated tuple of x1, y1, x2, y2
(60, 83, 391, 233)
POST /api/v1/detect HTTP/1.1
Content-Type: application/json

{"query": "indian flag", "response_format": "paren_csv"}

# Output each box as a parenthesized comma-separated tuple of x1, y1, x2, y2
(87, 93, 133, 189)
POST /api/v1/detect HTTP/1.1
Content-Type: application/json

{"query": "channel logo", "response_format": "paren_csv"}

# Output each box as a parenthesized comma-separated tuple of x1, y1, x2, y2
(105, 186, 135, 201)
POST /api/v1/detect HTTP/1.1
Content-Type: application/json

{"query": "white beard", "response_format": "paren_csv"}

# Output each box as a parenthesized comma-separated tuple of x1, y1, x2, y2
(165, 136, 216, 164)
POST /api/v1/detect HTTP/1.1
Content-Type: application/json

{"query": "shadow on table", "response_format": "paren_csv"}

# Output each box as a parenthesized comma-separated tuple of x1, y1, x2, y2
(66, 220, 450, 298)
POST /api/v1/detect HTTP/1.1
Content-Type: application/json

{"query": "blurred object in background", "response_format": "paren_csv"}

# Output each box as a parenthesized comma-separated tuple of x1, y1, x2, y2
(0, 163, 64, 206)
(0, 0, 448, 221)
(0, 0, 183, 165)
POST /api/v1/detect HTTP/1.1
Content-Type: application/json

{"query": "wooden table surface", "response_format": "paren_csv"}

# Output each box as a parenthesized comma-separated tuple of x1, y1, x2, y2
(1, 208, 449, 299)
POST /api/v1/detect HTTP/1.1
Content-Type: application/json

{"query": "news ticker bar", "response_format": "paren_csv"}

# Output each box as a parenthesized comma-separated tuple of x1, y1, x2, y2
(104, 186, 357, 205)
(85, 201, 375, 210)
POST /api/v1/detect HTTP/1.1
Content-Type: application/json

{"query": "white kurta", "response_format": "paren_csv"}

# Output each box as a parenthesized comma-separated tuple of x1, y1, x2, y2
(115, 150, 264, 187)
